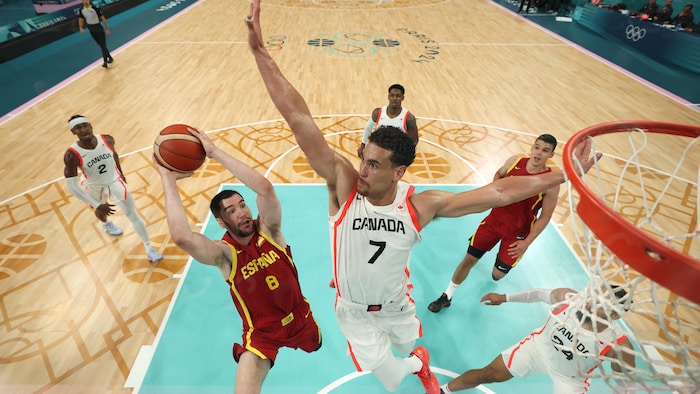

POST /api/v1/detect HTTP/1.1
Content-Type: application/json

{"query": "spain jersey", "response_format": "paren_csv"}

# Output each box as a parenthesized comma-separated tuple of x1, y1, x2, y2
(68, 134, 122, 185)
(488, 157, 551, 233)
(329, 181, 422, 306)
(222, 223, 306, 330)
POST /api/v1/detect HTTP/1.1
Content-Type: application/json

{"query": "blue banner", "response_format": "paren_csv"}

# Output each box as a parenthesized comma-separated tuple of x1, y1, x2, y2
(574, 4, 700, 74)
(0, 0, 116, 43)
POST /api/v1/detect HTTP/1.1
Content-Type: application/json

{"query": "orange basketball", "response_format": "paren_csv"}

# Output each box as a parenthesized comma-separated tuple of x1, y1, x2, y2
(153, 124, 206, 173)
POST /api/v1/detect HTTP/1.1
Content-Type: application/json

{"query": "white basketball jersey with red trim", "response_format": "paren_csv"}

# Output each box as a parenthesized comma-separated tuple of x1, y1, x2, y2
(536, 304, 627, 378)
(69, 135, 122, 185)
(329, 181, 422, 306)
(376, 106, 410, 133)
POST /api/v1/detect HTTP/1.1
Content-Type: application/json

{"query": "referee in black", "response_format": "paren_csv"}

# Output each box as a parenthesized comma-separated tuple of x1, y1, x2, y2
(78, 0, 113, 68)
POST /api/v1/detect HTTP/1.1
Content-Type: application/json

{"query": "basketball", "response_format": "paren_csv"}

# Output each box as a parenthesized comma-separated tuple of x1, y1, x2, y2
(153, 124, 206, 173)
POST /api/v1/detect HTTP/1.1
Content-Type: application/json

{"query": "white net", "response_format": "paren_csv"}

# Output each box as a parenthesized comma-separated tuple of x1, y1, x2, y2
(561, 122, 700, 393)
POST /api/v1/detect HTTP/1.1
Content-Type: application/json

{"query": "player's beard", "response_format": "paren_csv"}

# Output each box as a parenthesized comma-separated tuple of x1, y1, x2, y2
(223, 218, 254, 238)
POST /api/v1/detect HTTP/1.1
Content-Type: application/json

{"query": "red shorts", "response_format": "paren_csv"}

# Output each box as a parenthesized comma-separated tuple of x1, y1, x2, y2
(469, 220, 529, 267)
(232, 299, 321, 367)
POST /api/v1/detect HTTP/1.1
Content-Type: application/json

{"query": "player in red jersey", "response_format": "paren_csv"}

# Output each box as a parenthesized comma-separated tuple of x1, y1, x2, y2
(429, 134, 560, 313)
(154, 127, 321, 393)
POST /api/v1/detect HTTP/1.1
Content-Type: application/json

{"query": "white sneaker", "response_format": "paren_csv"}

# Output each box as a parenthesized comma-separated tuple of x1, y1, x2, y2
(147, 247, 164, 263)
(102, 221, 123, 236)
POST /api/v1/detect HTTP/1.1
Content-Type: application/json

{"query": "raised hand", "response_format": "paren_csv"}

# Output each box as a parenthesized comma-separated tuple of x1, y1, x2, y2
(187, 127, 216, 157)
(572, 137, 603, 176)
(245, 0, 264, 52)
(152, 154, 193, 180)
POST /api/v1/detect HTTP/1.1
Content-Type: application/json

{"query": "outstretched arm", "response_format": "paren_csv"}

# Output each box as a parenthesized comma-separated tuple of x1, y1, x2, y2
(246, 1, 338, 181)
(190, 128, 284, 244)
(416, 138, 601, 222)
(245, 0, 358, 212)
(154, 160, 229, 275)
(481, 287, 576, 306)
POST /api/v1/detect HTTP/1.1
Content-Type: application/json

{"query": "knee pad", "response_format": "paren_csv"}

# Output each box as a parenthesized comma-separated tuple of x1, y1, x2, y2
(493, 259, 513, 279)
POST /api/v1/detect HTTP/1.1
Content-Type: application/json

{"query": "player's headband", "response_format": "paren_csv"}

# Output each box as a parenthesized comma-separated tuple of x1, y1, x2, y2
(68, 117, 89, 129)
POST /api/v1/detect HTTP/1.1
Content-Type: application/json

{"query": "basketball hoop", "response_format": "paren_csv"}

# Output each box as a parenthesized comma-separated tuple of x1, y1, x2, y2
(562, 120, 699, 391)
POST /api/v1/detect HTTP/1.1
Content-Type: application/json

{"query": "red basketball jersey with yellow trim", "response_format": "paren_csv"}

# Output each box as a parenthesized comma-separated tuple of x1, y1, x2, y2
(222, 222, 306, 330)
(487, 157, 551, 232)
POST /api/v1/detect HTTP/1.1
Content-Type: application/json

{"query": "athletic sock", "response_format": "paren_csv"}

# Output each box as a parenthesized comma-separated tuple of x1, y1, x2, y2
(444, 281, 460, 299)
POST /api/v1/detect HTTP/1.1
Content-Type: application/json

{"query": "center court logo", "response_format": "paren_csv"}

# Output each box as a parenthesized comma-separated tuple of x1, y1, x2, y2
(625, 24, 646, 41)
(306, 31, 401, 58)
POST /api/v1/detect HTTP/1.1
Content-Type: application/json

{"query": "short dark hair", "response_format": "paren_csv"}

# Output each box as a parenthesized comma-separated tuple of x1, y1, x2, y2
(210, 190, 242, 218)
(536, 134, 557, 151)
(368, 126, 415, 167)
(388, 84, 405, 95)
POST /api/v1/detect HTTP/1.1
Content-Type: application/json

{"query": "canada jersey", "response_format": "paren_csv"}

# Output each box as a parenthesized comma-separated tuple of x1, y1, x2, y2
(530, 304, 627, 378)
(376, 106, 411, 133)
(487, 157, 551, 232)
(68, 135, 121, 185)
(330, 181, 421, 305)
(223, 223, 306, 329)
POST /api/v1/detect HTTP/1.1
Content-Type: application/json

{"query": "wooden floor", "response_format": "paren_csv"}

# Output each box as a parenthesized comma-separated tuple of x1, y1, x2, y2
(0, 0, 698, 392)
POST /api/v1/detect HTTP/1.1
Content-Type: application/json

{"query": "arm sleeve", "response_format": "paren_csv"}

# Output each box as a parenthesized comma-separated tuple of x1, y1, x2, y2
(361, 117, 376, 144)
(66, 176, 101, 208)
(505, 288, 553, 304)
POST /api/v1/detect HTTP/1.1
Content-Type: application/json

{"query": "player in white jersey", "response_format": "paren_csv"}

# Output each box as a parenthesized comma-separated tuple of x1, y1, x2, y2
(332, 181, 420, 306)
(439, 287, 636, 393)
(246, 2, 600, 392)
(357, 84, 418, 158)
(63, 115, 163, 263)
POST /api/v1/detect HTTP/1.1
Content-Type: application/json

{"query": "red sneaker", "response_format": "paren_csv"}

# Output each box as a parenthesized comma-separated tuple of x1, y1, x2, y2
(411, 346, 440, 394)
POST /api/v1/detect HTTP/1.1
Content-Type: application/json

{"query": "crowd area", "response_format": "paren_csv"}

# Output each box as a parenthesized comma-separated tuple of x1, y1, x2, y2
(600, 0, 699, 33)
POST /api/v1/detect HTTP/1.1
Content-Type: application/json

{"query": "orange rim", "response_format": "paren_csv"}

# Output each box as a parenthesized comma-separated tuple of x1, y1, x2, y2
(563, 121, 700, 304)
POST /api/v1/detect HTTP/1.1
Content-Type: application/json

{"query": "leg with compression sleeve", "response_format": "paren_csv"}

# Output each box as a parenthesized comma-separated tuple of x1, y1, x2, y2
(116, 194, 152, 248)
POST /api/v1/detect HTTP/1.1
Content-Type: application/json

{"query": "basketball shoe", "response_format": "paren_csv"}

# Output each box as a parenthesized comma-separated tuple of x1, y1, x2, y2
(411, 346, 440, 394)
(147, 247, 164, 263)
(102, 221, 123, 236)
(428, 293, 451, 313)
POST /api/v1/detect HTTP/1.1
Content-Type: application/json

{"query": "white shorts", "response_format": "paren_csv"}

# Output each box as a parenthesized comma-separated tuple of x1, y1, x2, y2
(85, 179, 129, 204)
(501, 338, 589, 393)
(335, 296, 420, 371)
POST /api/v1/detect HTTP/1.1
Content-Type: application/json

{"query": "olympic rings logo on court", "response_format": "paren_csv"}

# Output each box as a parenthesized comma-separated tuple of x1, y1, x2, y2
(266, 35, 287, 51)
(625, 25, 646, 41)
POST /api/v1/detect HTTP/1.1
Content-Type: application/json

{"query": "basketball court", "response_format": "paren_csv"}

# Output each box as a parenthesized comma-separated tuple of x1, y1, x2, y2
(0, 0, 698, 392)
(131, 183, 595, 393)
